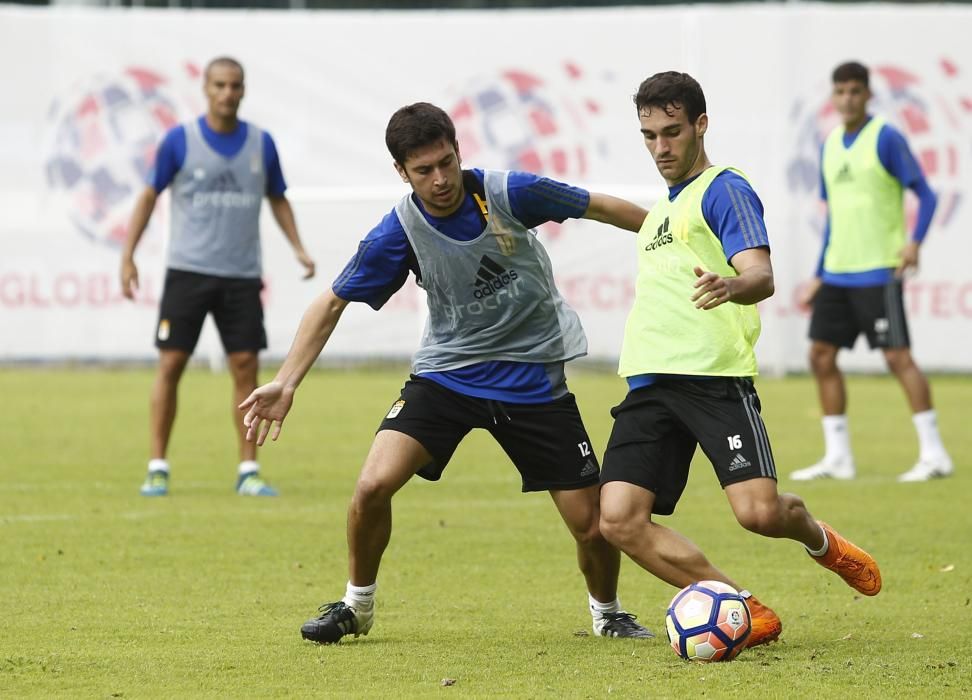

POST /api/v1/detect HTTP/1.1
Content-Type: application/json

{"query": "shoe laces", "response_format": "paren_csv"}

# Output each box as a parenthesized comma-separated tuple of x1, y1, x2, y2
(315, 601, 350, 620)
(601, 611, 644, 633)
(831, 550, 870, 581)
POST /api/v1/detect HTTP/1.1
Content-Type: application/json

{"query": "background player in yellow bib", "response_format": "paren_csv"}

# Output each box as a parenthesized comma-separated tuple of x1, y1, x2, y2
(597, 71, 883, 648)
(791, 61, 952, 483)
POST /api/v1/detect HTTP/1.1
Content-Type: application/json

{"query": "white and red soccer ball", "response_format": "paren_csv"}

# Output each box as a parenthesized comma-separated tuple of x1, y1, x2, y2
(665, 580, 752, 662)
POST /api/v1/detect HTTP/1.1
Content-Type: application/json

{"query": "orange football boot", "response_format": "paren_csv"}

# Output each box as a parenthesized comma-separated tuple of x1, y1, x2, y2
(811, 521, 882, 596)
(744, 595, 782, 647)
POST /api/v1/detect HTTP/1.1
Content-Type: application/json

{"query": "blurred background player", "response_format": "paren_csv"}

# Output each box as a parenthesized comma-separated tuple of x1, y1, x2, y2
(597, 72, 883, 649)
(120, 56, 316, 497)
(791, 61, 953, 482)
(240, 102, 654, 644)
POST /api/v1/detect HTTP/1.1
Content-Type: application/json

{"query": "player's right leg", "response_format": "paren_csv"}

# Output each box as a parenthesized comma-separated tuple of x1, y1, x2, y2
(792, 341, 855, 480)
(793, 284, 858, 481)
(301, 378, 472, 644)
(597, 386, 781, 644)
(141, 349, 190, 496)
(491, 393, 652, 638)
(141, 270, 212, 496)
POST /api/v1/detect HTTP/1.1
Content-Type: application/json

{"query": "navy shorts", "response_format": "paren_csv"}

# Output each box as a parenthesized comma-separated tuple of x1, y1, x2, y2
(155, 268, 267, 354)
(809, 281, 910, 349)
(377, 376, 601, 492)
(601, 377, 777, 516)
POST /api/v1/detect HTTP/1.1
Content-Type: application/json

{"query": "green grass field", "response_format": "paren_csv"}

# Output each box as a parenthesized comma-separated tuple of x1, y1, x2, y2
(1, 367, 969, 698)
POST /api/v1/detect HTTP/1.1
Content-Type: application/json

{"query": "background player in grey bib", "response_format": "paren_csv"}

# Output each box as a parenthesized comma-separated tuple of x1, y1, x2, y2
(120, 56, 316, 498)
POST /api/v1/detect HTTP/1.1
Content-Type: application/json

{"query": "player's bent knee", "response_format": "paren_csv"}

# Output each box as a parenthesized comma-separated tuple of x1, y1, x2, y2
(598, 512, 636, 549)
(734, 501, 784, 537)
(351, 476, 397, 510)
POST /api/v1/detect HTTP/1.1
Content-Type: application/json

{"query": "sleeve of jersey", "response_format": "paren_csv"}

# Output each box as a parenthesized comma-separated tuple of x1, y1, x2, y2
(331, 210, 414, 310)
(504, 171, 591, 229)
(878, 125, 937, 242)
(702, 172, 771, 262)
(147, 126, 185, 193)
(262, 131, 288, 197)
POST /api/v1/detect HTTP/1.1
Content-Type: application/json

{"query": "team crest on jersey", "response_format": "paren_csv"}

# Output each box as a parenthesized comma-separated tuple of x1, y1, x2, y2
(386, 399, 405, 419)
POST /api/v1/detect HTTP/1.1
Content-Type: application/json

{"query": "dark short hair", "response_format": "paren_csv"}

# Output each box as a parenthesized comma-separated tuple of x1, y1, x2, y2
(205, 56, 245, 82)
(385, 102, 457, 166)
(633, 71, 706, 123)
(832, 61, 869, 88)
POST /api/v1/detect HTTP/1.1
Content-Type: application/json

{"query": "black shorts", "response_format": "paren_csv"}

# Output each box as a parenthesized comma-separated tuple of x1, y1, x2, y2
(600, 378, 777, 516)
(155, 269, 267, 354)
(809, 281, 910, 349)
(377, 376, 601, 492)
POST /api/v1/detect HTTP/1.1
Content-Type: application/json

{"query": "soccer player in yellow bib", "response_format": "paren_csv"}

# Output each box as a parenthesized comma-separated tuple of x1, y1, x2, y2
(791, 61, 953, 483)
(597, 72, 883, 648)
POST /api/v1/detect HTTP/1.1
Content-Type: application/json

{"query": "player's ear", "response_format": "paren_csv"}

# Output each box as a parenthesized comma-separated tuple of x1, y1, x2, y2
(394, 161, 409, 183)
(454, 140, 462, 166)
(696, 113, 708, 138)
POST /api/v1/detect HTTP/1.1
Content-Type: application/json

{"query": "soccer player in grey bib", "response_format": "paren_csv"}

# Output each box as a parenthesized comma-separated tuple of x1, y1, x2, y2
(240, 102, 654, 644)
(121, 57, 316, 498)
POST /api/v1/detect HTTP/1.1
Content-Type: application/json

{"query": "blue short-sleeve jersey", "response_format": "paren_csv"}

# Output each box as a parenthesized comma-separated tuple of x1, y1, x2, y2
(147, 116, 287, 197)
(332, 169, 590, 403)
(816, 118, 937, 286)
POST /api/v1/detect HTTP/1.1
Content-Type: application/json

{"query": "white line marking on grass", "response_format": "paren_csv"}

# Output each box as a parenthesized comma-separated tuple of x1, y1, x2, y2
(0, 513, 76, 523)
(0, 510, 167, 525)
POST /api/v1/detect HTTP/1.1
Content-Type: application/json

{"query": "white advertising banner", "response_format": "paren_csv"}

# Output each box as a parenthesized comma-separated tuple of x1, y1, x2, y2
(1, 4, 970, 370)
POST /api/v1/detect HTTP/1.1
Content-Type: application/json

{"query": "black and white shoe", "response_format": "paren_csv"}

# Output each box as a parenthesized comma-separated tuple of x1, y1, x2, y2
(594, 611, 654, 638)
(300, 601, 374, 644)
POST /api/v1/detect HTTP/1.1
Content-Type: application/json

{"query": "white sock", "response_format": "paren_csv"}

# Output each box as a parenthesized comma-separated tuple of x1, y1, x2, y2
(822, 415, 852, 462)
(344, 581, 376, 611)
(912, 410, 947, 461)
(148, 458, 169, 474)
(589, 594, 621, 619)
(238, 460, 259, 476)
(805, 523, 829, 557)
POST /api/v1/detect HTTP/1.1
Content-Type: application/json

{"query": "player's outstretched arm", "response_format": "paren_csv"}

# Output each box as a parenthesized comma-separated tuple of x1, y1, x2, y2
(692, 247, 774, 310)
(582, 192, 649, 233)
(268, 194, 316, 279)
(119, 186, 158, 300)
(239, 288, 349, 445)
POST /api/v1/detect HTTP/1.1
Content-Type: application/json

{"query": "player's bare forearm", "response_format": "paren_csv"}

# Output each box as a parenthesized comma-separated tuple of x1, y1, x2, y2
(725, 264, 774, 305)
(119, 187, 158, 299)
(583, 193, 649, 233)
(274, 289, 349, 392)
(268, 194, 315, 277)
(121, 187, 158, 260)
(727, 247, 774, 304)
(694, 248, 774, 310)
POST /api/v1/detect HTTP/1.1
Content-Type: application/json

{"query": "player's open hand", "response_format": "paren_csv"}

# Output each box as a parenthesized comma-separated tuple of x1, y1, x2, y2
(120, 258, 139, 300)
(297, 250, 316, 280)
(691, 266, 734, 310)
(239, 381, 294, 446)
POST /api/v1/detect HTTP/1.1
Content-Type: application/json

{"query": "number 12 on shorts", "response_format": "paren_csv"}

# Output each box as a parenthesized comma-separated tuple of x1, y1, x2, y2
(578, 441, 591, 457)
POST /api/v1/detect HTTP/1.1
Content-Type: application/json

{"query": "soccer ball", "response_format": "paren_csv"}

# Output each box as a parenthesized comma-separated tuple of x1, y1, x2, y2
(665, 580, 751, 662)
